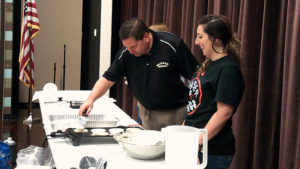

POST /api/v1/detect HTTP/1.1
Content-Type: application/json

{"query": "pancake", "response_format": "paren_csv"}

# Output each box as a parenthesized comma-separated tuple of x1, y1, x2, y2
(91, 129, 109, 136)
(109, 128, 124, 135)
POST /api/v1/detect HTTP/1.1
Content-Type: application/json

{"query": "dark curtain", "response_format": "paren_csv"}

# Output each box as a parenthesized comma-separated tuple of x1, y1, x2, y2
(114, 0, 300, 168)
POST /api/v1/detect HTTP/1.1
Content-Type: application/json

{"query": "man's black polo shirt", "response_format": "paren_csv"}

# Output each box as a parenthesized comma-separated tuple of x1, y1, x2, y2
(103, 31, 198, 110)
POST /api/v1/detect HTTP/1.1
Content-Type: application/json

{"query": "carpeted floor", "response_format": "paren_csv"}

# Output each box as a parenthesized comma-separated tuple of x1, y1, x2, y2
(1, 108, 46, 168)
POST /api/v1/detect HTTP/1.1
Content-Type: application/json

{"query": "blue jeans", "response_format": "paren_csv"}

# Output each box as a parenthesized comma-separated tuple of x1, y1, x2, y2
(136, 105, 142, 124)
(198, 152, 233, 169)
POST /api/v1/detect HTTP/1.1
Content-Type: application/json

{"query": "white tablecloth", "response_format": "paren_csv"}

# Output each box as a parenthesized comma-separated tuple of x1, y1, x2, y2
(34, 90, 167, 169)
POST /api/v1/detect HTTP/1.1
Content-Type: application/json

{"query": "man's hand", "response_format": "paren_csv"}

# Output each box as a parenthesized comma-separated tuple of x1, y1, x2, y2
(78, 77, 115, 117)
(79, 100, 93, 116)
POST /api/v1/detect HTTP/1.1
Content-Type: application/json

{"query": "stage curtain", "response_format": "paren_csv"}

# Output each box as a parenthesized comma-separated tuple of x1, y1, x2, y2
(115, 1, 300, 168)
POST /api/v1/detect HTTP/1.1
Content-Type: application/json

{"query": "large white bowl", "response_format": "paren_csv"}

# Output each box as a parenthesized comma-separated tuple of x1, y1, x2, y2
(114, 130, 165, 160)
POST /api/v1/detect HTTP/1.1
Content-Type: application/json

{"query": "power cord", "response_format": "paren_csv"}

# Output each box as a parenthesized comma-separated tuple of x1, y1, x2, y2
(42, 130, 65, 147)
(42, 135, 51, 147)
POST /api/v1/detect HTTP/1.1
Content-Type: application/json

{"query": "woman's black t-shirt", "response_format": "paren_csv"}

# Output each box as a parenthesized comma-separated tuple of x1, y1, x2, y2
(184, 55, 245, 155)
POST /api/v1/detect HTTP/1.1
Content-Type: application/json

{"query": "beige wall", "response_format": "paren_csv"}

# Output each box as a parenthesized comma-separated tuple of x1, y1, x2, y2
(100, 0, 112, 96)
(19, 0, 83, 102)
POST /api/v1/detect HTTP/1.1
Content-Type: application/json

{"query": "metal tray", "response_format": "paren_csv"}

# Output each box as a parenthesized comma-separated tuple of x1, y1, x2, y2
(49, 114, 119, 131)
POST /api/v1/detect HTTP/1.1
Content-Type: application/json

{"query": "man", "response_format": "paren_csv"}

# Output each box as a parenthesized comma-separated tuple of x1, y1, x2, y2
(79, 17, 198, 130)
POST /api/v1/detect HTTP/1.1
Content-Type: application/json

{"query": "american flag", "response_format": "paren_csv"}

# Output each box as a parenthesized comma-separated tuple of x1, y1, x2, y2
(19, 0, 40, 87)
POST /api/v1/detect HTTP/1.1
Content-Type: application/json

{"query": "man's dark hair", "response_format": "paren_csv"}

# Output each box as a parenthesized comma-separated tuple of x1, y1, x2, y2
(119, 17, 150, 40)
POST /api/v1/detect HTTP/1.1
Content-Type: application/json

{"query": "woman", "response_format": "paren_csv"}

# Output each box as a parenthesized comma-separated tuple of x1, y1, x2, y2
(184, 15, 245, 169)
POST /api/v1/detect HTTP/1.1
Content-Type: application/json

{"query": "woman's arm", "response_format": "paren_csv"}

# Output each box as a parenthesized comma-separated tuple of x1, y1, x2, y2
(199, 102, 234, 145)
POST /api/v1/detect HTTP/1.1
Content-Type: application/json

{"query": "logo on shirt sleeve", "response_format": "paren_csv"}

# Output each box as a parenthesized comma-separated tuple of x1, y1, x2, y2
(156, 62, 169, 68)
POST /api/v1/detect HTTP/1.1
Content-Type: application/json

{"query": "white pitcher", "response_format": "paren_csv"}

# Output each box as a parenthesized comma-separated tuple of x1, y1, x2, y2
(162, 125, 208, 169)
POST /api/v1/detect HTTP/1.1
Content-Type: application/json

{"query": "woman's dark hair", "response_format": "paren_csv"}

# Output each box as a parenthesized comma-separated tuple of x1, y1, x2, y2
(197, 15, 241, 73)
(119, 17, 150, 40)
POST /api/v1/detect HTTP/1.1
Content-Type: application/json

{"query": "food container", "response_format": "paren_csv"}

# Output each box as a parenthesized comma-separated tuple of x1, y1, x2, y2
(49, 114, 119, 132)
(69, 101, 84, 109)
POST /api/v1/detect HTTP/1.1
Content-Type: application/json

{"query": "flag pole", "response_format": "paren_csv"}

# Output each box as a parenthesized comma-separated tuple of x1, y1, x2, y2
(27, 29, 33, 117)
(28, 58, 32, 117)
(25, 33, 40, 126)
(20, 0, 41, 127)
(23, 38, 34, 127)
(25, 52, 40, 126)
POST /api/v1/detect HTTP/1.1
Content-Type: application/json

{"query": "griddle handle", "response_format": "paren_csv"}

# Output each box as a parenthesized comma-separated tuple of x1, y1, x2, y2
(73, 139, 80, 146)
(50, 130, 65, 138)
